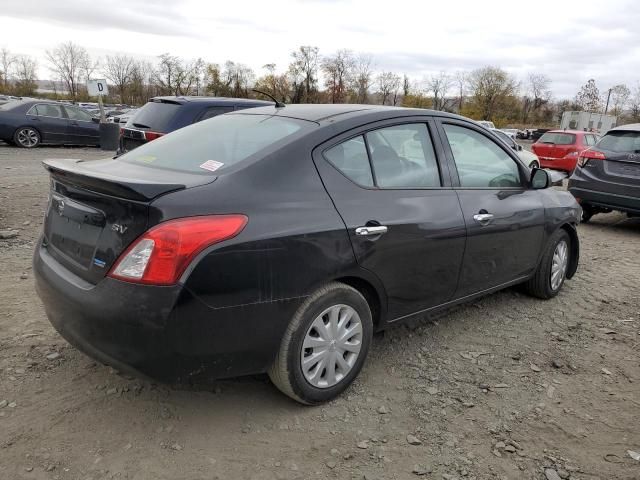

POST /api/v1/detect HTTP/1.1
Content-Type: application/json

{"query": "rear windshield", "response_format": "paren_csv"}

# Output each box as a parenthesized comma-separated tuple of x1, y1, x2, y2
(598, 130, 640, 153)
(119, 114, 310, 174)
(127, 101, 181, 131)
(0, 100, 21, 111)
(538, 132, 576, 145)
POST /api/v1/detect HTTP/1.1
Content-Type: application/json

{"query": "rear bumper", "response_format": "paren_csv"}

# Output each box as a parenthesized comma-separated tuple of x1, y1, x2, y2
(34, 240, 301, 382)
(568, 183, 640, 214)
(538, 156, 577, 172)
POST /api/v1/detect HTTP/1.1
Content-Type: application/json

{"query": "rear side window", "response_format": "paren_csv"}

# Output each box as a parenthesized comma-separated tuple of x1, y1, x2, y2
(597, 131, 640, 153)
(366, 124, 440, 188)
(129, 102, 181, 131)
(120, 114, 309, 174)
(538, 132, 576, 145)
(199, 106, 234, 121)
(324, 136, 374, 187)
(65, 106, 93, 122)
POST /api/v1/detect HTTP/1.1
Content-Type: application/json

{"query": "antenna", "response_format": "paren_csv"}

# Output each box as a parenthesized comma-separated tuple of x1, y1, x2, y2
(252, 89, 285, 108)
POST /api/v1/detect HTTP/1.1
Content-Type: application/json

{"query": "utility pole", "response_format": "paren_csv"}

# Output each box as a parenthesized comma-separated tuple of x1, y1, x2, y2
(604, 88, 612, 115)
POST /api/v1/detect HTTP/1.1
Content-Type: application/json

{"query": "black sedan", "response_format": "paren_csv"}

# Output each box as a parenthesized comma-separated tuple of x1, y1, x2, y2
(0, 100, 100, 148)
(34, 105, 581, 404)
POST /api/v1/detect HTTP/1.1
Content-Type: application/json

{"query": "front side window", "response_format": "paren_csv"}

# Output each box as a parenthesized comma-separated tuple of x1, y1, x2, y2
(34, 104, 65, 118)
(324, 136, 374, 187)
(65, 107, 93, 122)
(366, 124, 440, 188)
(443, 124, 522, 188)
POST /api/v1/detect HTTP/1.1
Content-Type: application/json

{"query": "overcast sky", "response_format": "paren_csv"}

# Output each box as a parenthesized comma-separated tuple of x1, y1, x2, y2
(0, 0, 638, 99)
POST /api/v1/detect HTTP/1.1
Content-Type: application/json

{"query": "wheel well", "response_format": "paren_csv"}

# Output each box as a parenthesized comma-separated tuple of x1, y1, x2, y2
(335, 276, 382, 329)
(560, 223, 579, 279)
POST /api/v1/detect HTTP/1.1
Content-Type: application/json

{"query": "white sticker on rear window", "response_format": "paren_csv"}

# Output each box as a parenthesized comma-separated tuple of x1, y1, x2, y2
(199, 160, 224, 172)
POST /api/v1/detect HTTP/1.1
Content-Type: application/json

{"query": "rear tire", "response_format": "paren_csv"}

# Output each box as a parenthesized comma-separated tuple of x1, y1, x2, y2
(268, 282, 373, 405)
(581, 205, 594, 223)
(523, 229, 571, 299)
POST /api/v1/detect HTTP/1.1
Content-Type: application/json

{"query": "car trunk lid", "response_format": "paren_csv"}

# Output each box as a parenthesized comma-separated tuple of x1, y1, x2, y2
(42, 157, 216, 284)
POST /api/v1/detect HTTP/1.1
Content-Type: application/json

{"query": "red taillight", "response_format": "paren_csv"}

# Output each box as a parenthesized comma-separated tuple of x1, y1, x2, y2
(578, 149, 606, 167)
(108, 215, 248, 285)
(144, 131, 165, 141)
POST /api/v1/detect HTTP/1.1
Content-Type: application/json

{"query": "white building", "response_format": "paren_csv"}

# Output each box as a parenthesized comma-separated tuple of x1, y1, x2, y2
(560, 111, 617, 134)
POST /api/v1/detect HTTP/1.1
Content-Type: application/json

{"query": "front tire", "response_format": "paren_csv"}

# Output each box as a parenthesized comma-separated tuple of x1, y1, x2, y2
(523, 229, 571, 299)
(268, 282, 373, 405)
(14, 127, 41, 148)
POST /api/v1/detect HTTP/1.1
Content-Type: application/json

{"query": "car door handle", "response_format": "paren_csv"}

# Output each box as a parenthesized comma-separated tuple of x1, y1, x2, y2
(473, 213, 494, 225)
(355, 225, 388, 236)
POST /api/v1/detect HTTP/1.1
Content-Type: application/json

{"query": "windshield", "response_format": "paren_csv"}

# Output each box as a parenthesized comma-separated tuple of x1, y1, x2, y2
(597, 130, 640, 153)
(120, 114, 310, 174)
(538, 132, 575, 145)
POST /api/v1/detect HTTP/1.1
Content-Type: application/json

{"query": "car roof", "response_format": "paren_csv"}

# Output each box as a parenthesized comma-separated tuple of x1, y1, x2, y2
(608, 123, 640, 132)
(150, 96, 272, 106)
(546, 129, 587, 134)
(230, 103, 463, 124)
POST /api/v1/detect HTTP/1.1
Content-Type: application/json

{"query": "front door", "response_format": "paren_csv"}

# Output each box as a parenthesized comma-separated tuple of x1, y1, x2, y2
(63, 106, 99, 145)
(314, 119, 466, 321)
(437, 121, 545, 297)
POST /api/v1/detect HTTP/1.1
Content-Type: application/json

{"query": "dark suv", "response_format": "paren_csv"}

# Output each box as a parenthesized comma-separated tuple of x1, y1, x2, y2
(568, 123, 640, 222)
(118, 96, 271, 153)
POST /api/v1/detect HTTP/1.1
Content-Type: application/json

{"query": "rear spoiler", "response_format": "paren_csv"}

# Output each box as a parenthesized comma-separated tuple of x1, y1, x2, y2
(42, 158, 209, 202)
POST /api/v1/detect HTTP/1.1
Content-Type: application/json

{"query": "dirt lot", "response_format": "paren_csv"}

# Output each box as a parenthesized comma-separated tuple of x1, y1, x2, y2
(1, 143, 639, 480)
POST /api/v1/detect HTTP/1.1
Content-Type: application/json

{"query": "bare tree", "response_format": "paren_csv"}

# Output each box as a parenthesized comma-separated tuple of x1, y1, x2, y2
(321, 49, 355, 103)
(454, 71, 467, 112)
(103, 54, 135, 103)
(129, 60, 154, 104)
(13, 55, 38, 96)
(608, 84, 630, 117)
(576, 79, 601, 113)
(629, 83, 640, 122)
(0, 47, 14, 92)
(377, 71, 401, 105)
(467, 66, 518, 120)
(522, 73, 552, 122)
(289, 46, 319, 103)
(45, 42, 92, 100)
(254, 64, 290, 102)
(426, 71, 453, 111)
(351, 54, 374, 104)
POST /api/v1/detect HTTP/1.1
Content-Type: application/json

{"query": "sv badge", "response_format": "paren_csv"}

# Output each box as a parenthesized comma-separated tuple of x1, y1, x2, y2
(111, 224, 128, 234)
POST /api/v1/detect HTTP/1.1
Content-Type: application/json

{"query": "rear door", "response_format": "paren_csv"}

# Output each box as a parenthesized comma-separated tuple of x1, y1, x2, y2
(28, 104, 69, 143)
(436, 120, 545, 297)
(63, 106, 99, 145)
(313, 118, 466, 321)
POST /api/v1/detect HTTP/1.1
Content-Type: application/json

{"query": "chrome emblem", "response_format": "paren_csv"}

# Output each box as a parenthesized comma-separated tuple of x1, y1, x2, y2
(111, 224, 128, 234)
(57, 200, 65, 216)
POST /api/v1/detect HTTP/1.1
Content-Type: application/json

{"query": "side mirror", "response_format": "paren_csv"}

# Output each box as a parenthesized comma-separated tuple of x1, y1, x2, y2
(531, 168, 549, 189)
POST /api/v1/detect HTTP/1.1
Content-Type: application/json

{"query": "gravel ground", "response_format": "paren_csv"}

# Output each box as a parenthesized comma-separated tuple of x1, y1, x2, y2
(1, 143, 639, 480)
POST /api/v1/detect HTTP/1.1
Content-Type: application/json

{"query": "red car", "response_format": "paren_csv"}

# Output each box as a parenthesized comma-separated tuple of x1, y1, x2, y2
(531, 130, 599, 172)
